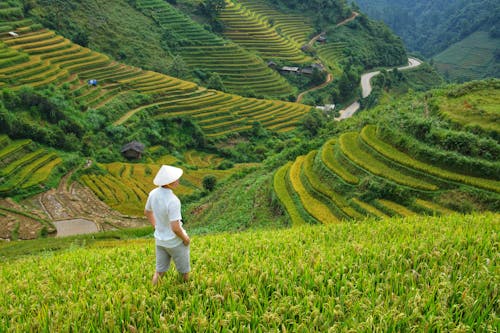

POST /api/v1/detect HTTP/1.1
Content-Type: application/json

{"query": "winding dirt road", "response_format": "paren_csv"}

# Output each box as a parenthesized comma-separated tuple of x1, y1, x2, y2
(296, 73, 333, 103)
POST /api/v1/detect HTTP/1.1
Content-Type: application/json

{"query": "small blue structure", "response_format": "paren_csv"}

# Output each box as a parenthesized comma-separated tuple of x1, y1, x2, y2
(88, 79, 98, 87)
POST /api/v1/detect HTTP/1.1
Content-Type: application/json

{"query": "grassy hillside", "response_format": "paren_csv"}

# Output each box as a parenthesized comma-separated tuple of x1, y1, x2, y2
(433, 31, 500, 82)
(0, 213, 497, 331)
(362, 62, 446, 108)
(28, 0, 172, 72)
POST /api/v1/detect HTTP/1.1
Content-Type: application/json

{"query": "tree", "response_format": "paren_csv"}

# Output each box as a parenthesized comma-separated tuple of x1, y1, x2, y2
(72, 29, 89, 47)
(0, 104, 13, 133)
(199, 0, 226, 19)
(198, 0, 226, 32)
(206, 72, 225, 91)
(300, 109, 326, 137)
(202, 175, 217, 192)
(311, 68, 327, 85)
(338, 67, 359, 101)
(167, 55, 190, 79)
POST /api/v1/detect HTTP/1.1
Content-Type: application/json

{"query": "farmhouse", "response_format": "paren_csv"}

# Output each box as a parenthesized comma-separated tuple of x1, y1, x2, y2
(280, 66, 300, 74)
(121, 141, 145, 160)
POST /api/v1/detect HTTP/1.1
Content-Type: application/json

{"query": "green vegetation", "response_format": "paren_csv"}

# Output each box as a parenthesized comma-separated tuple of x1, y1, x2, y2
(433, 79, 500, 135)
(264, 0, 352, 30)
(355, 0, 500, 57)
(362, 125, 500, 193)
(354, 0, 500, 81)
(433, 31, 500, 82)
(329, 15, 407, 70)
(184, 168, 288, 234)
(363, 63, 445, 109)
(272, 79, 499, 225)
(0, 2, 499, 330)
(1, 213, 498, 331)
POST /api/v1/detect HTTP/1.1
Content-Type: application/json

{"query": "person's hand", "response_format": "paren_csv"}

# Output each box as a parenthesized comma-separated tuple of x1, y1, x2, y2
(183, 236, 190, 246)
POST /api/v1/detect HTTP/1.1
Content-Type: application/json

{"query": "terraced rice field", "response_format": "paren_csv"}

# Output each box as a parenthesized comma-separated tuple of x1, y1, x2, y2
(80, 158, 257, 216)
(273, 124, 500, 224)
(0, 136, 63, 195)
(220, 2, 311, 64)
(316, 41, 347, 72)
(134, 0, 294, 98)
(0, 8, 312, 137)
(237, 0, 314, 46)
(184, 150, 224, 169)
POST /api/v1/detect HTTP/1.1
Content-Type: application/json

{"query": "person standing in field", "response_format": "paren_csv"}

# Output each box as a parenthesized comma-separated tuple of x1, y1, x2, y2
(145, 165, 191, 284)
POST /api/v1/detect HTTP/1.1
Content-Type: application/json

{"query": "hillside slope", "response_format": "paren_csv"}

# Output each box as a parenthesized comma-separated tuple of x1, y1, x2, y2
(354, 0, 499, 56)
(26, 0, 295, 99)
(272, 79, 500, 225)
(354, 0, 500, 81)
(433, 30, 500, 82)
(1, 213, 497, 331)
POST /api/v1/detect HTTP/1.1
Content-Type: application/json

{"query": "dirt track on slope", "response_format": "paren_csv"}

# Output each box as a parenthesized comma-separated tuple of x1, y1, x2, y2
(296, 12, 359, 103)
(296, 73, 333, 103)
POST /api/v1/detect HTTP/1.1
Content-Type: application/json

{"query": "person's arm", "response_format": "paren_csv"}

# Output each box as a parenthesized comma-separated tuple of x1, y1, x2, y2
(171, 220, 190, 246)
(145, 210, 156, 229)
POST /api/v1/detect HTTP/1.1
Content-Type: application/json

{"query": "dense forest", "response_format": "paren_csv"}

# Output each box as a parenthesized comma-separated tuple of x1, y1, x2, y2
(354, 0, 499, 57)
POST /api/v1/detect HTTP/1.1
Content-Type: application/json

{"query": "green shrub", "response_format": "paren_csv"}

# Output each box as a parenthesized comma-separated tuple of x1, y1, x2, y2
(202, 174, 217, 191)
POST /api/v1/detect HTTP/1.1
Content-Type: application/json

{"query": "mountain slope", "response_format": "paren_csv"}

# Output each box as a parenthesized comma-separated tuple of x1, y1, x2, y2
(433, 31, 500, 81)
(354, 0, 500, 81)
(354, 0, 499, 56)
(27, 0, 296, 99)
